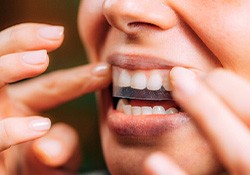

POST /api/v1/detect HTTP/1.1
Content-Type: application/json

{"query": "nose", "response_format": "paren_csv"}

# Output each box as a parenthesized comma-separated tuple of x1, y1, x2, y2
(102, 0, 178, 35)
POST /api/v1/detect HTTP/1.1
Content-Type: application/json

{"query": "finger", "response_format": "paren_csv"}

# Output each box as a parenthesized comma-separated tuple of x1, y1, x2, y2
(9, 62, 111, 111)
(205, 69, 250, 126)
(32, 123, 80, 170)
(0, 50, 49, 88)
(0, 117, 51, 151)
(0, 23, 64, 56)
(170, 67, 250, 174)
(144, 152, 187, 175)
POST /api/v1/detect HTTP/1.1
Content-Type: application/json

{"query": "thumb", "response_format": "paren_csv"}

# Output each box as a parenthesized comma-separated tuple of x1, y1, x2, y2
(32, 123, 81, 171)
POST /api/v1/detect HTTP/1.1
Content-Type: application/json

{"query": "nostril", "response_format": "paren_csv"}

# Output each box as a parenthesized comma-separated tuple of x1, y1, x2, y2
(128, 22, 161, 30)
(102, 0, 178, 35)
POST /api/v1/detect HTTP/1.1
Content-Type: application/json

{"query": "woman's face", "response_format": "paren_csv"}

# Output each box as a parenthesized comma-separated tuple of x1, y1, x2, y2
(78, 0, 250, 174)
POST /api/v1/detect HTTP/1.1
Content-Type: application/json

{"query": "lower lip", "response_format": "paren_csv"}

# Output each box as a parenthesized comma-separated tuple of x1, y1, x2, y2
(107, 107, 190, 138)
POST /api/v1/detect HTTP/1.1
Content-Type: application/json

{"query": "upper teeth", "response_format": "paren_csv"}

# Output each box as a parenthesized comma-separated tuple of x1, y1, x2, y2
(147, 71, 163, 90)
(131, 72, 147, 90)
(117, 99, 178, 116)
(113, 66, 171, 91)
(118, 70, 131, 87)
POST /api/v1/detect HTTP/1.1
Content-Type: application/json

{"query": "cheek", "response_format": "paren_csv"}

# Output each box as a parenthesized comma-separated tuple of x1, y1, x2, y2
(168, 0, 250, 76)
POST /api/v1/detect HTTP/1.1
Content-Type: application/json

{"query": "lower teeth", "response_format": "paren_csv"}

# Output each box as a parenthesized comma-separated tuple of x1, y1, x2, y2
(116, 99, 179, 116)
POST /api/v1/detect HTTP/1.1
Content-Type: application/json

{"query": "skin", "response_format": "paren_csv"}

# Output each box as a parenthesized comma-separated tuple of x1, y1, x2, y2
(78, 0, 250, 174)
(0, 23, 111, 174)
(1, 0, 250, 175)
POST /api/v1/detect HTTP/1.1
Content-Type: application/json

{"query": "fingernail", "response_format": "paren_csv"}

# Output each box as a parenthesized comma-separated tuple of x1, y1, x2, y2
(38, 26, 64, 40)
(29, 117, 51, 131)
(22, 50, 47, 65)
(145, 153, 170, 175)
(37, 139, 62, 158)
(170, 67, 197, 96)
(92, 63, 111, 76)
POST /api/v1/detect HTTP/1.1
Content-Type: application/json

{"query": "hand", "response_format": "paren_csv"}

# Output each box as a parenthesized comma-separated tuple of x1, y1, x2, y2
(0, 23, 111, 175)
(144, 67, 250, 175)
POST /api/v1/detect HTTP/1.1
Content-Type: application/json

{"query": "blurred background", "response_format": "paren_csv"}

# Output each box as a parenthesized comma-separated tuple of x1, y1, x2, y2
(0, 0, 106, 173)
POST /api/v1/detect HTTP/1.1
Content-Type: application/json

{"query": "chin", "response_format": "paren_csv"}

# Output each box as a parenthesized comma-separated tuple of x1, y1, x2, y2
(97, 87, 224, 175)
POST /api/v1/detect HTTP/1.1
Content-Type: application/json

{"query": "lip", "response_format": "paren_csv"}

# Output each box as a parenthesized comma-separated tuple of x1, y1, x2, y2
(108, 108, 190, 137)
(105, 53, 191, 138)
(107, 53, 175, 70)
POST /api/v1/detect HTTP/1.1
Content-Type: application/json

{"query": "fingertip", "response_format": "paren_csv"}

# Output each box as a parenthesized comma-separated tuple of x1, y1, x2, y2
(37, 25, 65, 51)
(91, 62, 111, 77)
(32, 123, 79, 167)
(0, 116, 51, 151)
(26, 50, 50, 74)
(144, 152, 169, 175)
(33, 138, 64, 167)
(38, 26, 64, 41)
(22, 50, 49, 66)
(91, 62, 112, 90)
(29, 117, 51, 132)
(144, 152, 186, 175)
(4, 23, 65, 53)
(170, 67, 196, 84)
(170, 67, 197, 97)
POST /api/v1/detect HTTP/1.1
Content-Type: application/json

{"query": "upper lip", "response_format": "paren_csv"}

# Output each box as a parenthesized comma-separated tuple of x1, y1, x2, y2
(107, 53, 209, 77)
(107, 53, 177, 70)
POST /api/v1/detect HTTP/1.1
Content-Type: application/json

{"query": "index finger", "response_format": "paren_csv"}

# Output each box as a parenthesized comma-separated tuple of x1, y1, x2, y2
(205, 69, 250, 126)
(9, 62, 111, 112)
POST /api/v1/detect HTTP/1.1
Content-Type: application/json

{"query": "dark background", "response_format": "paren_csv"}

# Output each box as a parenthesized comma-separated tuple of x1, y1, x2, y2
(0, 0, 106, 173)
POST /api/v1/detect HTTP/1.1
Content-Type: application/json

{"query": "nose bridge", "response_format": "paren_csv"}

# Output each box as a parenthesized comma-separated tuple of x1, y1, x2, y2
(102, 0, 178, 34)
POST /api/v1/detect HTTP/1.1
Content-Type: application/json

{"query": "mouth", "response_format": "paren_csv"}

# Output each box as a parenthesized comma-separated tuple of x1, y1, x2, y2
(112, 65, 179, 113)
(106, 54, 190, 139)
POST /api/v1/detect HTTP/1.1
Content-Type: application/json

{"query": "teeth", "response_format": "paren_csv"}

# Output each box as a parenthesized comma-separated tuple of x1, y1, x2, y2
(113, 66, 171, 91)
(163, 75, 172, 91)
(116, 99, 179, 116)
(123, 105, 132, 115)
(112, 67, 119, 86)
(141, 106, 153, 115)
(118, 70, 131, 87)
(117, 99, 129, 112)
(132, 106, 141, 115)
(131, 72, 147, 90)
(165, 107, 179, 114)
(147, 71, 162, 91)
(152, 106, 166, 114)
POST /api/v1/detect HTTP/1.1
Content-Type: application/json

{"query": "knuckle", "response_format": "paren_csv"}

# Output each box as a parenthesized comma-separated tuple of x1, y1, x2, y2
(44, 73, 63, 91)
(0, 57, 7, 88)
(0, 120, 12, 149)
(39, 72, 68, 102)
(0, 56, 4, 71)
(45, 71, 83, 94)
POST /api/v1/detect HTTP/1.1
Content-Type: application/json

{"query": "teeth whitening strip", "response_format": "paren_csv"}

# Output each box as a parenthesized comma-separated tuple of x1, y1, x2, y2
(113, 86, 173, 100)
(112, 66, 173, 101)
